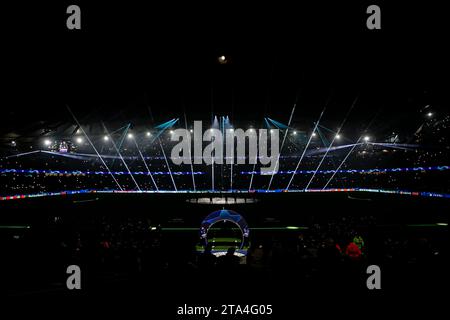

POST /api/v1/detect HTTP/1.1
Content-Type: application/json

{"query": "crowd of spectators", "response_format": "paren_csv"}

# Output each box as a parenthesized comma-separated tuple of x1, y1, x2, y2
(2, 212, 446, 293)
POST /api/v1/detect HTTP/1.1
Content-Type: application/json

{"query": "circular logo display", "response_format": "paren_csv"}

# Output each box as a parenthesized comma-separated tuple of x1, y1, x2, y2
(200, 209, 249, 249)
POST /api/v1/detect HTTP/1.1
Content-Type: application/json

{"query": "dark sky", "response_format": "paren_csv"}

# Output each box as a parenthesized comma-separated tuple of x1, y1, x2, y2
(1, 1, 447, 137)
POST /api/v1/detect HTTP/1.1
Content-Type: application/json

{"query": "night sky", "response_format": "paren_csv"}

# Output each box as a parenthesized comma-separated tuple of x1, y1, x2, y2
(1, 2, 446, 136)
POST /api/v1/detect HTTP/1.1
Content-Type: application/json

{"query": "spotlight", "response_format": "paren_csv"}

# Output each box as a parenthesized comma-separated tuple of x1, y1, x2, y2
(249, 128, 255, 132)
(218, 56, 228, 65)
(270, 129, 274, 133)
(189, 129, 193, 133)
(75, 137, 83, 144)
(44, 139, 52, 146)
(427, 112, 433, 117)
(363, 136, 370, 142)
(146, 131, 151, 137)
(103, 136, 109, 141)
(335, 134, 341, 140)
(11, 141, 16, 146)
(293, 131, 297, 135)
(312, 132, 317, 137)
(169, 130, 174, 134)
(127, 133, 134, 139)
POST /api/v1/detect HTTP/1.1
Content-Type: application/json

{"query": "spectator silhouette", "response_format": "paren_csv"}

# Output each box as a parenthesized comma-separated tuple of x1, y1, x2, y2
(198, 243, 217, 270)
(218, 247, 240, 269)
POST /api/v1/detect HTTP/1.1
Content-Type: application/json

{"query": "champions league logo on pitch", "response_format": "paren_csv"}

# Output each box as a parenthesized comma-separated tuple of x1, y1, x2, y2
(170, 121, 280, 174)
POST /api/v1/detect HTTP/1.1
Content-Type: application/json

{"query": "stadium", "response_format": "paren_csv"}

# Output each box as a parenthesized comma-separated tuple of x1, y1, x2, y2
(0, 2, 448, 314)
(2, 91, 448, 297)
